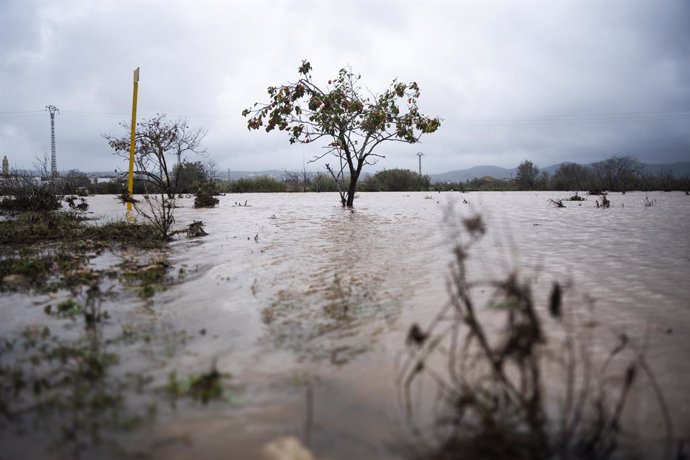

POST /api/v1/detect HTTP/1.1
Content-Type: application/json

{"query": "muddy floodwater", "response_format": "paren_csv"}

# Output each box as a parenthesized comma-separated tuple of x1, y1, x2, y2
(2, 191, 689, 459)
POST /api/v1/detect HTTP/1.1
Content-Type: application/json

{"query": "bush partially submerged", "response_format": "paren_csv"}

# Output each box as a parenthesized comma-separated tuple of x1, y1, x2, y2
(133, 194, 176, 241)
(399, 213, 674, 460)
(0, 176, 61, 212)
(193, 186, 219, 208)
(0, 212, 164, 245)
(64, 195, 89, 211)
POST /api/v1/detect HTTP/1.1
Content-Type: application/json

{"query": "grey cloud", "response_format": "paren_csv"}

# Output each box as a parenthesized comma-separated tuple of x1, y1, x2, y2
(0, 0, 688, 174)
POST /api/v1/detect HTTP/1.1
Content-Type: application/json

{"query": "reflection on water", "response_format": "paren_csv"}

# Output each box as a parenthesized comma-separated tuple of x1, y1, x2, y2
(1, 191, 689, 459)
(0, 279, 160, 459)
(0, 240, 223, 459)
(260, 211, 408, 365)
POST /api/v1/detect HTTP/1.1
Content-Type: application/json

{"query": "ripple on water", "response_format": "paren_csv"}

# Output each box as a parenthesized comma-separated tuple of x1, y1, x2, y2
(2, 191, 689, 459)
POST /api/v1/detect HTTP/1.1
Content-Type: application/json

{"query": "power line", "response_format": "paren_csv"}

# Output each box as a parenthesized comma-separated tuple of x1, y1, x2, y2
(0, 110, 44, 115)
(0, 109, 238, 120)
(59, 110, 238, 121)
(1, 108, 689, 125)
(443, 110, 690, 126)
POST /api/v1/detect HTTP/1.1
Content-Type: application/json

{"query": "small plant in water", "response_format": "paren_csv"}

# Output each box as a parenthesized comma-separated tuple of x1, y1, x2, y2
(134, 193, 176, 241)
(50, 299, 82, 317)
(548, 198, 566, 208)
(184, 220, 208, 238)
(399, 212, 675, 460)
(595, 193, 611, 208)
(64, 195, 89, 211)
(165, 362, 232, 405)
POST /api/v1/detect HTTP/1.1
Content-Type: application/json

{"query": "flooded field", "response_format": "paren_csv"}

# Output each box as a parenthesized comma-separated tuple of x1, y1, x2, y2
(1, 191, 689, 459)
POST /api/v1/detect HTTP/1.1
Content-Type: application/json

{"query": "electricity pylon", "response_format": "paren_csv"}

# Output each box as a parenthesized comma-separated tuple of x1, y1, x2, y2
(45, 105, 60, 178)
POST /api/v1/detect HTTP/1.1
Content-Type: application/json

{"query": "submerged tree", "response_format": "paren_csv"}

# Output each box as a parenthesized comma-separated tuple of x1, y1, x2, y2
(104, 114, 207, 198)
(242, 60, 441, 207)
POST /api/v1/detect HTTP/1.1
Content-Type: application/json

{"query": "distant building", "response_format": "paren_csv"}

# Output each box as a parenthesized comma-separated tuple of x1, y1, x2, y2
(2, 155, 8, 176)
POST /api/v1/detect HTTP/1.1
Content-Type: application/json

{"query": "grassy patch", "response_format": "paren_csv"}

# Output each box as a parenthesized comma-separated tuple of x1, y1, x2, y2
(0, 212, 167, 292)
(0, 324, 156, 455)
(119, 260, 170, 300)
(0, 211, 165, 246)
(0, 179, 62, 212)
(0, 250, 90, 292)
(0, 211, 171, 294)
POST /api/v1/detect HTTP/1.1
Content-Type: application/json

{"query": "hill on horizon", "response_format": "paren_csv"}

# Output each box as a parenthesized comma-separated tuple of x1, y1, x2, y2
(81, 161, 690, 183)
(428, 161, 690, 183)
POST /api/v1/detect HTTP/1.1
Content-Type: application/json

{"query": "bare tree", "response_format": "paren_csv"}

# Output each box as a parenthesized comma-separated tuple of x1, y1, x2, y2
(283, 170, 302, 192)
(204, 159, 219, 187)
(134, 194, 176, 240)
(33, 150, 51, 179)
(591, 155, 643, 192)
(104, 114, 207, 198)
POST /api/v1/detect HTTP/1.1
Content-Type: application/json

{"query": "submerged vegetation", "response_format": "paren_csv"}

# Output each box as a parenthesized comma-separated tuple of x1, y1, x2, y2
(0, 274, 218, 458)
(0, 175, 62, 212)
(0, 186, 687, 458)
(165, 364, 232, 405)
(243, 60, 441, 207)
(0, 211, 163, 246)
(399, 213, 677, 460)
(0, 202, 225, 457)
(193, 185, 220, 208)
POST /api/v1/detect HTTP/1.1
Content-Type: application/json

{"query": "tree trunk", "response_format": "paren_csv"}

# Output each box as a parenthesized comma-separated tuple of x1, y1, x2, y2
(345, 173, 359, 207)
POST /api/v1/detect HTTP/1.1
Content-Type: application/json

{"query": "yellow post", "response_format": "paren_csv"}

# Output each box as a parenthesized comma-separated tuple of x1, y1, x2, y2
(127, 67, 140, 212)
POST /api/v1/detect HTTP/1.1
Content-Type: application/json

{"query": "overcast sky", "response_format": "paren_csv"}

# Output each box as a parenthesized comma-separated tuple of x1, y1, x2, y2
(1, 0, 689, 175)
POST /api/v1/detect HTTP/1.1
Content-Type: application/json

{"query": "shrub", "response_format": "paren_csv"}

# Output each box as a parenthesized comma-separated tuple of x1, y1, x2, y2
(0, 176, 61, 212)
(0, 211, 164, 245)
(193, 186, 219, 208)
(134, 194, 176, 241)
(228, 176, 287, 193)
(400, 213, 673, 460)
(359, 168, 430, 191)
(310, 172, 338, 192)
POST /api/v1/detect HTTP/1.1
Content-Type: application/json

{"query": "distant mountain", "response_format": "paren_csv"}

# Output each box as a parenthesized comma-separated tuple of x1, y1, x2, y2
(429, 161, 690, 183)
(430, 165, 516, 183)
(81, 161, 690, 183)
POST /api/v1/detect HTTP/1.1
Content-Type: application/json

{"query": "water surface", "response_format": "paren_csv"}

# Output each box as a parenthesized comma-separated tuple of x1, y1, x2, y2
(2, 191, 689, 459)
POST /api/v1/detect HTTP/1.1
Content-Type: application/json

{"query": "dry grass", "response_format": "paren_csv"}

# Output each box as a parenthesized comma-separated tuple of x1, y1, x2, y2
(398, 213, 676, 460)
